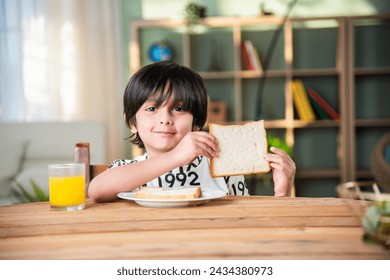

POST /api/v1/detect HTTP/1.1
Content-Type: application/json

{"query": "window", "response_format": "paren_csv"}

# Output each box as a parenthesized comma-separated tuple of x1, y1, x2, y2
(1, 0, 86, 121)
(0, 0, 124, 160)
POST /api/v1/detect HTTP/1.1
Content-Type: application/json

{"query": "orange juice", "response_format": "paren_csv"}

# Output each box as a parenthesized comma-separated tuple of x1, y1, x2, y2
(49, 176, 85, 207)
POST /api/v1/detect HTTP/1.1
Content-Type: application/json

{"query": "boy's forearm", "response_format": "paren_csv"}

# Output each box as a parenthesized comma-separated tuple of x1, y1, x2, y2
(88, 152, 182, 202)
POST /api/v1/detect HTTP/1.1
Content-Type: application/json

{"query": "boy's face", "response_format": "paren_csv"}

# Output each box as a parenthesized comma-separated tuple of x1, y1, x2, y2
(130, 95, 196, 157)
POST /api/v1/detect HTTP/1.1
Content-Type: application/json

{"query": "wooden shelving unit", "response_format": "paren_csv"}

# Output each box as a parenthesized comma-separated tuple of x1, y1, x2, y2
(346, 15, 390, 183)
(129, 14, 390, 197)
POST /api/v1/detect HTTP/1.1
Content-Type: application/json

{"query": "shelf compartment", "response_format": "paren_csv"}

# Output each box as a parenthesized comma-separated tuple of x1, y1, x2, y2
(293, 128, 339, 170)
(292, 26, 339, 70)
(354, 19, 390, 69)
(242, 77, 285, 121)
(291, 76, 341, 122)
(190, 28, 235, 72)
(355, 127, 390, 170)
(204, 79, 236, 121)
(354, 75, 390, 119)
(241, 26, 286, 71)
(138, 27, 184, 66)
(295, 178, 340, 197)
(296, 169, 341, 179)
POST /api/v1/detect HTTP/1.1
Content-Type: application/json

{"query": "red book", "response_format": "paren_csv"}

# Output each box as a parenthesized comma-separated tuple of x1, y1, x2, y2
(241, 41, 254, 70)
(307, 87, 340, 120)
(244, 40, 262, 71)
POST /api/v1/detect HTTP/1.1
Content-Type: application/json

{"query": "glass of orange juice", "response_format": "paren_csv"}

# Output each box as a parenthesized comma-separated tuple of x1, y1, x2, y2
(48, 163, 85, 211)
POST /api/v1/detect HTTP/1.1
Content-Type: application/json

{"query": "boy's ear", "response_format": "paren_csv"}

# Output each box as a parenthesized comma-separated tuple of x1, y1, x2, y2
(129, 121, 138, 133)
(193, 125, 200, 131)
(125, 113, 138, 133)
(130, 124, 138, 134)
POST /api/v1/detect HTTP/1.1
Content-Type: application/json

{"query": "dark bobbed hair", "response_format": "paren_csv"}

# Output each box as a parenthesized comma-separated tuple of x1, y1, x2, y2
(123, 61, 208, 149)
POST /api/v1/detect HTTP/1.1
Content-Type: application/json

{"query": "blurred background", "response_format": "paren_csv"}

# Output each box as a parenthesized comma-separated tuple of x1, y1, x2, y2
(1, 0, 389, 203)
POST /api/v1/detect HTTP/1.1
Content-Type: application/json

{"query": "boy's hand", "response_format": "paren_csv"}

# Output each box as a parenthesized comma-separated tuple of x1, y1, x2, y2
(170, 131, 218, 166)
(264, 146, 296, 196)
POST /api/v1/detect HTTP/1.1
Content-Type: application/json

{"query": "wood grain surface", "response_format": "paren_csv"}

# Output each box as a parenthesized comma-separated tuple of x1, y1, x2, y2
(0, 196, 388, 259)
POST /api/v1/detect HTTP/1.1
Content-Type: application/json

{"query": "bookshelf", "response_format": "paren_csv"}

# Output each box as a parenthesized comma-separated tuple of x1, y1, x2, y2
(346, 15, 390, 182)
(286, 17, 347, 197)
(129, 14, 390, 197)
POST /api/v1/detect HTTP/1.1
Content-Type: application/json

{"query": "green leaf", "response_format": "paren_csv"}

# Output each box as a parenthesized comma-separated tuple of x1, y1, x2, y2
(9, 189, 29, 203)
(267, 133, 294, 158)
(30, 179, 49, 201)
(9, 179, 49, 203)
(12, 181, 37, 202)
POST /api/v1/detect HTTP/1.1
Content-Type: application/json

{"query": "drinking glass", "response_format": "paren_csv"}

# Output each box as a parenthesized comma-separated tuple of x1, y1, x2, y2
(48, 163, 85, 211)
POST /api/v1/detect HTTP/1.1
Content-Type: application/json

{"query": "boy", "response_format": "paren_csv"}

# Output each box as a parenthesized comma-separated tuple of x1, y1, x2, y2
(88, 61, 295, 202)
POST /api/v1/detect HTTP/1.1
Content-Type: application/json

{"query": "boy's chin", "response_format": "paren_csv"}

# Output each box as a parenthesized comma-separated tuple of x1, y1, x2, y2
(145, 144, 177, 156)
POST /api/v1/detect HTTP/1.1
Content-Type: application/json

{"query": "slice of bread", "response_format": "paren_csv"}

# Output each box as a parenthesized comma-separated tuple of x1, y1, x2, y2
(133, 186, 201, 199)
(209, 120, 270, 177)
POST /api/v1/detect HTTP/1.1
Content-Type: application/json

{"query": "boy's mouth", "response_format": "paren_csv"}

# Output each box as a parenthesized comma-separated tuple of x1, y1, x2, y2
(155, 131, 175, 135)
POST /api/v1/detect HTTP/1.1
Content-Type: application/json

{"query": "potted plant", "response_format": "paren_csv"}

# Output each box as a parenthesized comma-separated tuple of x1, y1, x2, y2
(247, 133, 293, 195)
(184, 2, 206, 33)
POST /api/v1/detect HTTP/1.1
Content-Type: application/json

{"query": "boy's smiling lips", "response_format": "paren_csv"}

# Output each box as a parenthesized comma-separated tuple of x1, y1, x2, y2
(154, 130, 175, 136)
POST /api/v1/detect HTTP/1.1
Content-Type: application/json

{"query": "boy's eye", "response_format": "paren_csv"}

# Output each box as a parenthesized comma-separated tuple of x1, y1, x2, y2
(146, 106, 156, 112)
(173, 106, 184, 112)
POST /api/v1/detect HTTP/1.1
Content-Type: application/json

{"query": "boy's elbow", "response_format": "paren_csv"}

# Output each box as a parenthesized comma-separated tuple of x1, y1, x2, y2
(88, 178, 118, 203)
(87, 179, 100, 202)
(88, 178, 106, 202)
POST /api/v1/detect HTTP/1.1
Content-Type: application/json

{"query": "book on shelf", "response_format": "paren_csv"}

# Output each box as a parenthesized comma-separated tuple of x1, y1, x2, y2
(291, 79, 316, 121)
(386, 145, 390, 164)
(291, 80, 305, 120)
(307, 87, 340, 120)
(241, 41, 253, 70)
(308, 94, 331, 120)
(241, 40, 263, 71)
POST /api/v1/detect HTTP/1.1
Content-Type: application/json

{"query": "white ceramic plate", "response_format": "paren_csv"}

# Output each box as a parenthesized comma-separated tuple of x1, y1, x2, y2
(117, 189, 226, 208)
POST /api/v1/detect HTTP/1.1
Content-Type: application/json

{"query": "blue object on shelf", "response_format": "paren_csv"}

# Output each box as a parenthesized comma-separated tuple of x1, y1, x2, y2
(148, 41, 173, 62)
(386, 145, 390, 164)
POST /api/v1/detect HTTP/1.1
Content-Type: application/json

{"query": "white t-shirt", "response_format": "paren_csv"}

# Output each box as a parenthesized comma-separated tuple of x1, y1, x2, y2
(109, 154, 249, 196)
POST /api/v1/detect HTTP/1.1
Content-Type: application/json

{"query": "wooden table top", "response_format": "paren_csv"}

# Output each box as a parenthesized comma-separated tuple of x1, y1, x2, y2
(0, 196, 389, 260)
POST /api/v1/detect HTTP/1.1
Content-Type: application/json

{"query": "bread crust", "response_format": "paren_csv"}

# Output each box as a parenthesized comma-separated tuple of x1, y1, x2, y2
(209, 121, 270, 177)
(133, 186, 202, 199)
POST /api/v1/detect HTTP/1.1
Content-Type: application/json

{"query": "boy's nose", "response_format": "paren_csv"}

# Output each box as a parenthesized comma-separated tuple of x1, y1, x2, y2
(159, 110, 173, 125)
